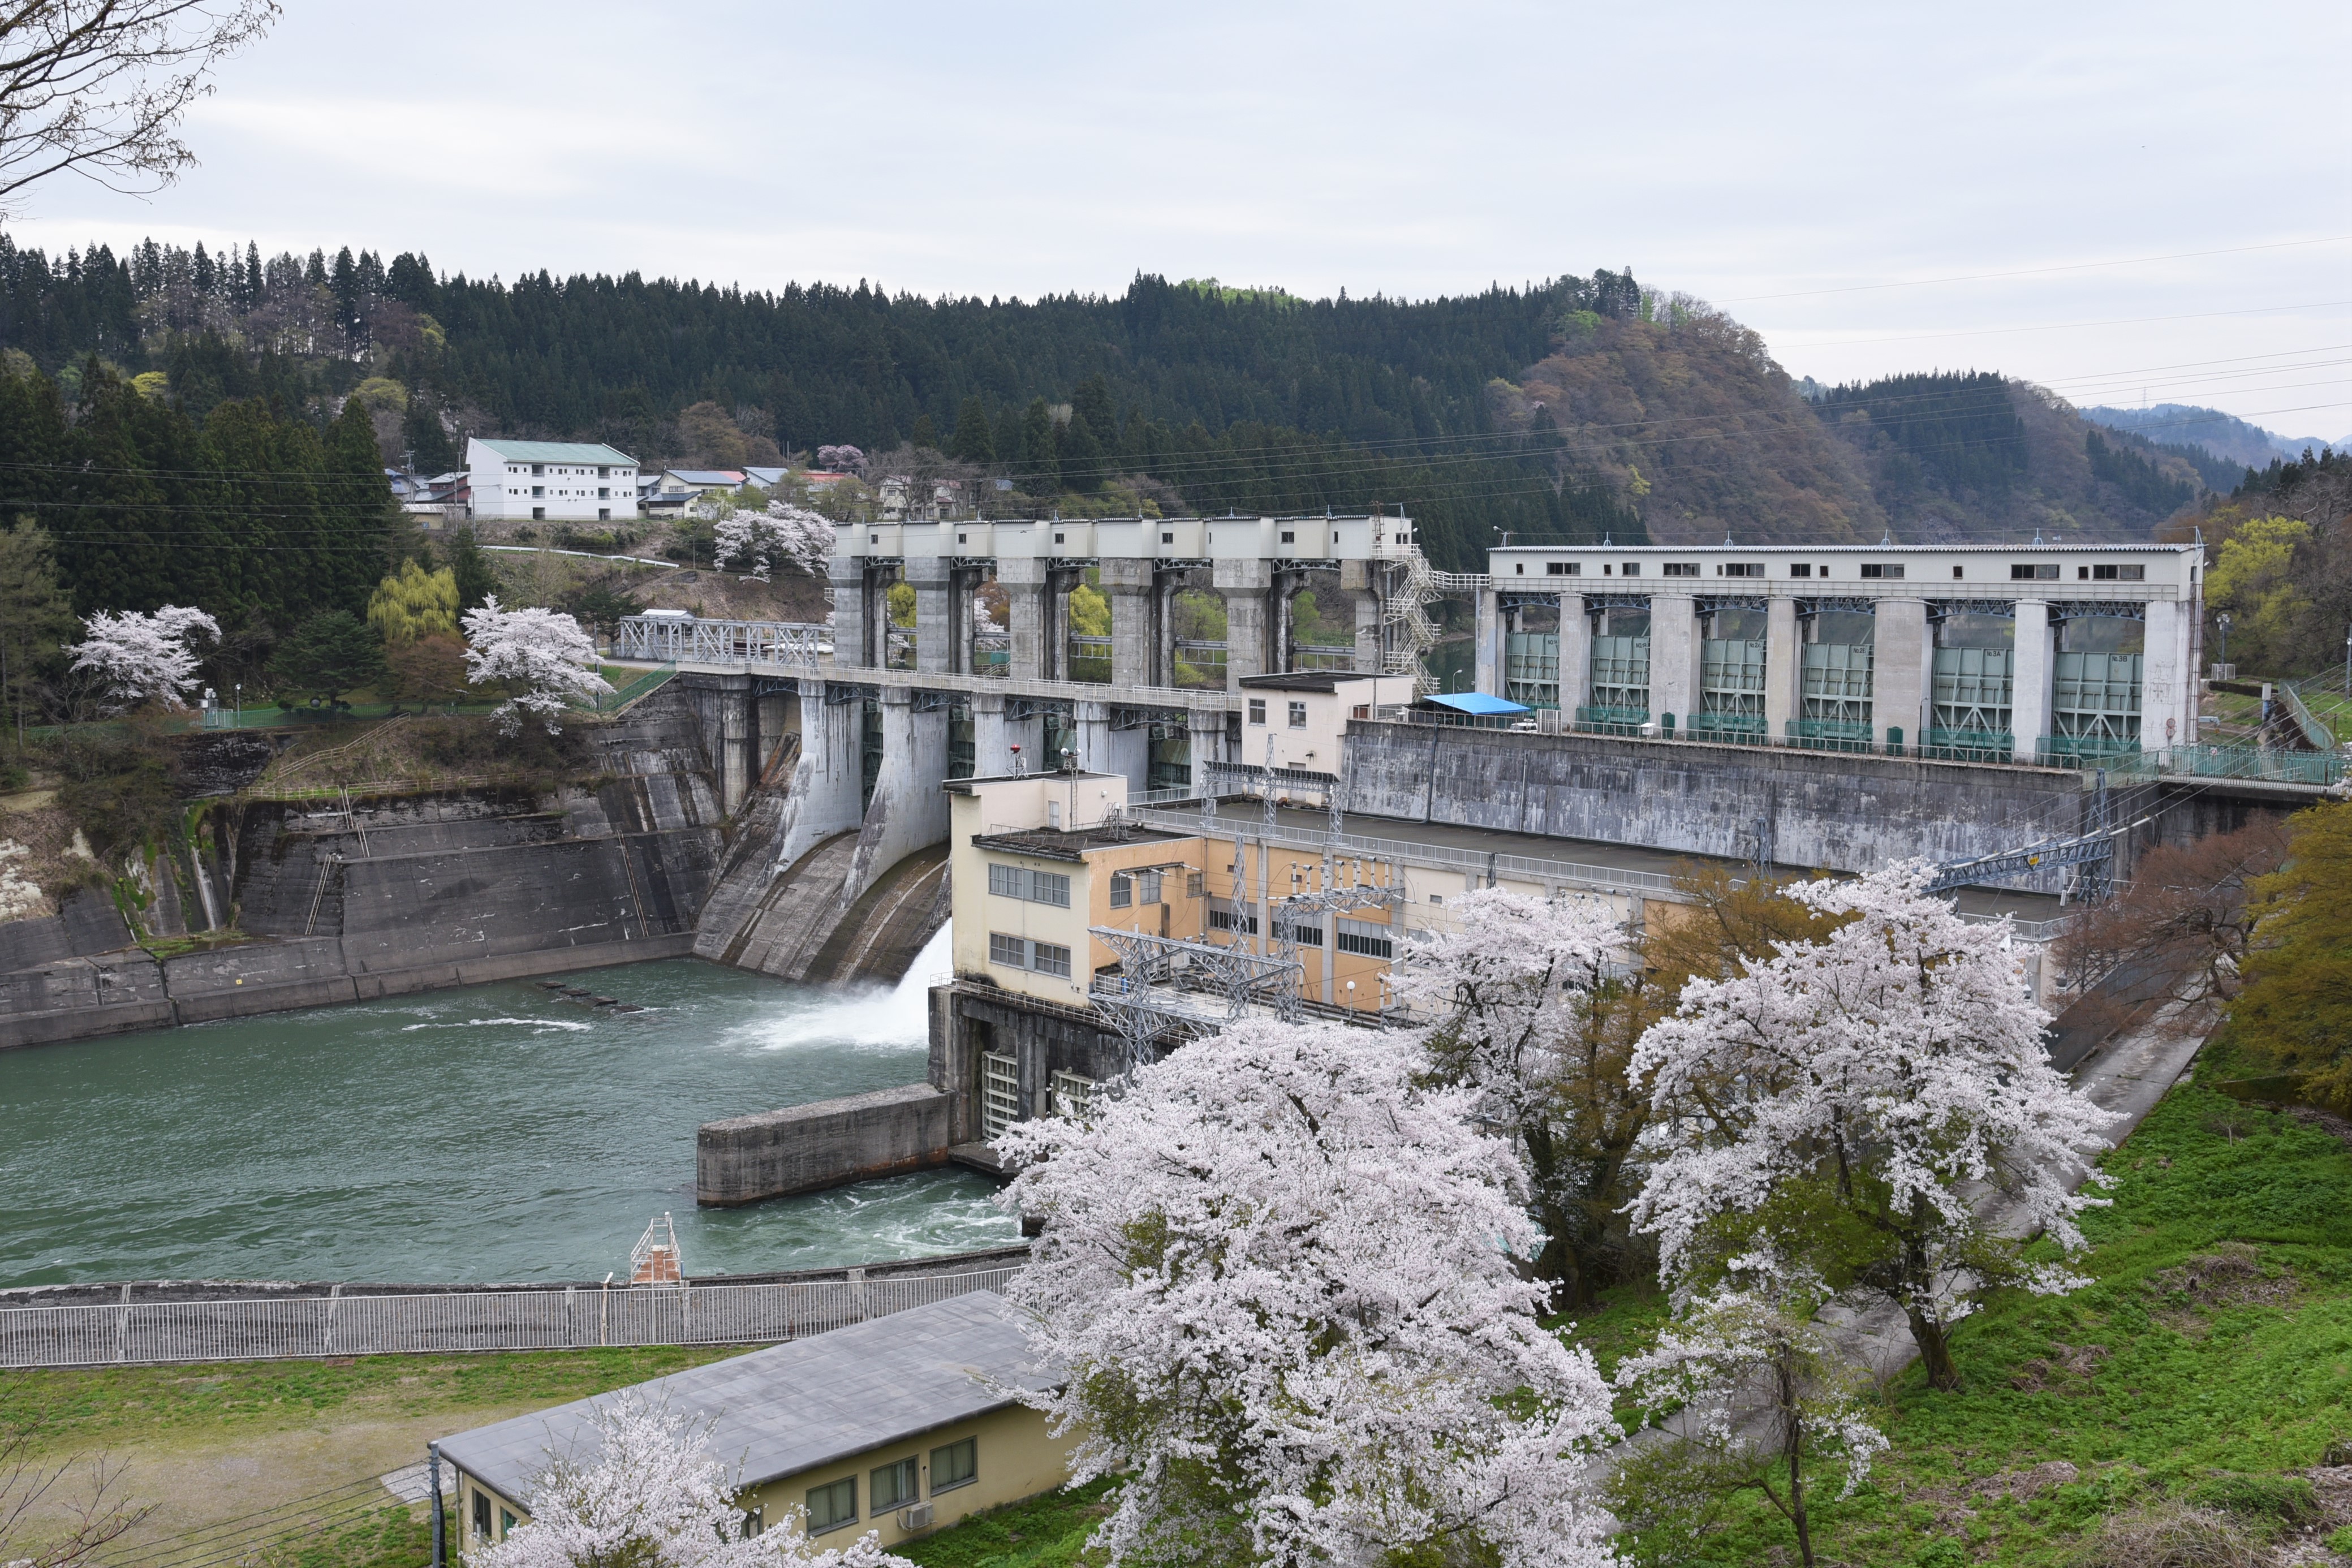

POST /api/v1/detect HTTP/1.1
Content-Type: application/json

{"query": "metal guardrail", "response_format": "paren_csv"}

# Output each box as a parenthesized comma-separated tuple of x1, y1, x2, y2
(1127, 806, 1686, 897)
(614, 615, 832, 665)
(0, 1268, 1018, 1368)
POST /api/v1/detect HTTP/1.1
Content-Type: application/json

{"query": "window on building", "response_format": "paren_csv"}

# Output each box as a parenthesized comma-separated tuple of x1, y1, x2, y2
(1662, 562, 1700, 577)
(531, 506, 545, 521)
(1031, 941, 1072, 979)
(1209, 903, 1260, 936)
(1136, 869, 1162, 904)
(532, 464, 545, 476)
(1953, 565, 1965, 579)
(473, 1492, 492, 1539)
(1547, 561, 1580, 575)
(501, 1510, 518, 1537)
(871, 1457, 919, 1511)
(2011, 563, 2060, 580)
(989, 932, 1027, 968)
(807, 1477, 856, 1532)
(1110, 871, 1132, 908)
(1280, 530, 1295, 543)
(987, 864, 1069, 907)
(1161, 531, 1174, 544)
(2091, 563, 2144, 581)
(1720, 563, 1764, 578)
(1621, 562, 1641, 577)
(1187, 871, 1204, 898)
(1859, 563, 1904, 579)
(1248, 699, 1267, 725)
(1514, 562, 1525, 575)
(1288, 701, 1308, 728)
(1790, 563, 1813, 578)
(740, 1506, 764, 1536)
(1337, 918, 1395, 959)
(931, 1438, 978, 1492)
(1277, 917, 1324, 946)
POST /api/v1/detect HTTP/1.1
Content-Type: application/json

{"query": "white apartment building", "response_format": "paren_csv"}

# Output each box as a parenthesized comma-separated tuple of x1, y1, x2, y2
(466, 438, 639, 523)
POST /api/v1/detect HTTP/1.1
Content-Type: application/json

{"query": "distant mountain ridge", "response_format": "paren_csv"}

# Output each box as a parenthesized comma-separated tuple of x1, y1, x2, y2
(2080, 403, 2344, 469)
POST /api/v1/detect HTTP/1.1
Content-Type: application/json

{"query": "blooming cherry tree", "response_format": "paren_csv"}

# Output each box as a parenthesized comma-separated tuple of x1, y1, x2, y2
(998, 1017, 1621, 1568)
(475, 1394, 911, 1568)
(1397, 885, 1640, 1305)
(1610, 1261, 1886, 1568)
(814, 444, 865, 475)
(1626, 863, 2118, 1389)
(460, 596, 612, 735)
(67, 605, 219, 711)
(714, 504, 834, 582)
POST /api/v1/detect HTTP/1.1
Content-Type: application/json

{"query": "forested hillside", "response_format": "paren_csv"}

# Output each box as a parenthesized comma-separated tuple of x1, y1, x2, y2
(1805, 372, 2210, 543)
(0, 234, 2230, 566)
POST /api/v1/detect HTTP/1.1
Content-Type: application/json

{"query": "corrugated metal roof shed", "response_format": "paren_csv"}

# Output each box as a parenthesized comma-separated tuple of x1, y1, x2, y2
(436, 1291, 1051, 1502)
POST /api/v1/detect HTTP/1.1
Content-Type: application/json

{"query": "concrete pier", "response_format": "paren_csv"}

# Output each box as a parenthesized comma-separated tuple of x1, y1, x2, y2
(697, 1083, 953, 1205)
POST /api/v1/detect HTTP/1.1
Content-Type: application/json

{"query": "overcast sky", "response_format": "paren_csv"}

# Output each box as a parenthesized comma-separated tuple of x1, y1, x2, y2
(9, 0, 2350, 437)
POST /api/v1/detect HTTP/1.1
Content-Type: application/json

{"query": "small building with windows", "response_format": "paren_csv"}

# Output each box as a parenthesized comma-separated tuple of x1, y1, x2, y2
(434, 1292, 1067, 1555)
(466, 438, 638, 523)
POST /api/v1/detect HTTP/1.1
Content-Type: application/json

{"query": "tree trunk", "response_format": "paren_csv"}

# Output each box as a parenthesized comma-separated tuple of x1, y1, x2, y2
(1907, 1309, 1962, 1390)
(1781, 1363, 1815, 1567)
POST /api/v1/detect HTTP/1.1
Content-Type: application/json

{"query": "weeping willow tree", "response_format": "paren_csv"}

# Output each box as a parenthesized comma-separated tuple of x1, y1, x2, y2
(366, 559, 459, 643)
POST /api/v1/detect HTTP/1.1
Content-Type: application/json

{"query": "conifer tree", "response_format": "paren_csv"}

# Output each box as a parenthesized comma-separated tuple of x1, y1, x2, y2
(1018, 397, 1058, 493)
(948, 395, 994, 464)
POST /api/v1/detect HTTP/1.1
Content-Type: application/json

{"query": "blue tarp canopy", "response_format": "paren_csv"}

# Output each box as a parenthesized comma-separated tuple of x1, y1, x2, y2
(1419, 692, 1531, 717)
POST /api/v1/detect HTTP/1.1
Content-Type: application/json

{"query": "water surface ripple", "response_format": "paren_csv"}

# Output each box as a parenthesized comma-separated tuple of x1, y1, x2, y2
(0, 927, 1015, 1287)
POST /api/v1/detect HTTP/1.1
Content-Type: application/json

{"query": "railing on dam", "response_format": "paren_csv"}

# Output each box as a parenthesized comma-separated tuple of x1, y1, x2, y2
(0, 1267, 1018, 1369)
(615, 615, 832, 666)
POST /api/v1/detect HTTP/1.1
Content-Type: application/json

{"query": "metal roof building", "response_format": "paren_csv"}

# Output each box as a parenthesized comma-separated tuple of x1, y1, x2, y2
(436, 1291, 1067, 1554)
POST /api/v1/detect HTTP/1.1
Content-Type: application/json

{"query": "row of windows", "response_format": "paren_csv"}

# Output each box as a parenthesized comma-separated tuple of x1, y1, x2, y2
(506, 464, 630, 478)
(806, 1437, 978, 1534)
(1337, 918, 1396, 959)
(1246, 699, 1309, 726)
(1523, 559, 2151, 583)
(1108, 869, 1164, 908)
(987, 863, 1070, 907)
(990, 932, 1072, 978)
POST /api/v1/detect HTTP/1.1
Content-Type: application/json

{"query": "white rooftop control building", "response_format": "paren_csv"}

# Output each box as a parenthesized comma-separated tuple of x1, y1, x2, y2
(467, 438, 639, 523)
(1476, 542, 2203, 766)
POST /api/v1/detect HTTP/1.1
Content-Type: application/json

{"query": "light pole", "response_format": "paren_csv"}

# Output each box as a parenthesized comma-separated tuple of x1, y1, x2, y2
(2342, 625, 2350, 696)
(234, 682, 242, 727)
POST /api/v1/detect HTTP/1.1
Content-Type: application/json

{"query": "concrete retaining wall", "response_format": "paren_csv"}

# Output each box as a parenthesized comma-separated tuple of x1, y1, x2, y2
(697, 1083, 953, 1205)
(0, 694, 729, 1051)
(1345, 722, 2093, 878)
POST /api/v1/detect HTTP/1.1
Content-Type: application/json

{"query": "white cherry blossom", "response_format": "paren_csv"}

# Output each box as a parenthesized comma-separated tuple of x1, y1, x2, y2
(1625, 861, 2118, 1388)
(998, 1016, 1622, 1568)
(460, 596, 612, 735)
(67, 604, 219, 710)
(473, 1393, 911, 1568)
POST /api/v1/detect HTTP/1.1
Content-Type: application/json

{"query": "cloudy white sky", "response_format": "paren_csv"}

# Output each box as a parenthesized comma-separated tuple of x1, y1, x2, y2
(10, 0, 2350, 436)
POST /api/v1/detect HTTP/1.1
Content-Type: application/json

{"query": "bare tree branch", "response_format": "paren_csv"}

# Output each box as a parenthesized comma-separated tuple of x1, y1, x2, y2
(0, 0, 279, 214)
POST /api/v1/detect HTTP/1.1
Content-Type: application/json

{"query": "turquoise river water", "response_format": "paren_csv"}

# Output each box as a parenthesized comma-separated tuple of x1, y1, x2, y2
(0, 926, 1020, 1287)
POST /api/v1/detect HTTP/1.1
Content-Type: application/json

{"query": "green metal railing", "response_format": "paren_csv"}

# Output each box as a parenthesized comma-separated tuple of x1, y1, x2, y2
(1923, 727, 2015, 763)
(1787, 718, 1876, 753)
(584, 663, 677, 714)
(1574, 704, 1650, 736)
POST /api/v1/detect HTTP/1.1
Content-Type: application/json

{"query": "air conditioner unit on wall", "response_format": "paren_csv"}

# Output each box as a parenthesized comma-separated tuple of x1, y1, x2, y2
(898, 1502, 935, 1531)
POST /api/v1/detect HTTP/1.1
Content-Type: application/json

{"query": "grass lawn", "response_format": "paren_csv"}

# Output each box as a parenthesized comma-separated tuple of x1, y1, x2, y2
(2, 1345, 747, 1568)
(1607, 1056, 2352, 1565)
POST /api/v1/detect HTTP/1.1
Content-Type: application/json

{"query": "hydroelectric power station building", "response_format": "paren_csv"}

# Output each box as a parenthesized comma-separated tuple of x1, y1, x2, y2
(657, 516, 2248, 1201)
